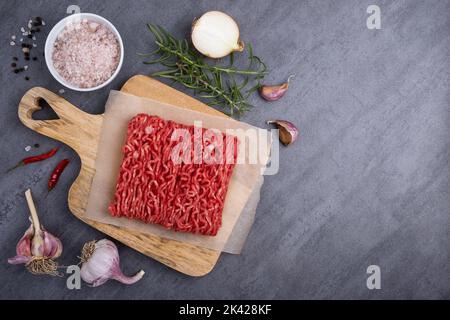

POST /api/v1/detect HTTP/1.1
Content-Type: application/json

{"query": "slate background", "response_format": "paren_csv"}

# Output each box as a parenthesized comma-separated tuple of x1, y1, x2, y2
(0, 0, 449, 299)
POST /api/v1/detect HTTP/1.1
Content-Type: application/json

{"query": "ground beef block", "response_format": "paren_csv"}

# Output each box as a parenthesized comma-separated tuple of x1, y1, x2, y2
(108, 114, 238, 236)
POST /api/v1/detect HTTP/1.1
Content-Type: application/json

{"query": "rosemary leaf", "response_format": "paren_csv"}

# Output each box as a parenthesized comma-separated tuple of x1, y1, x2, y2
(141, 24, 268, 116)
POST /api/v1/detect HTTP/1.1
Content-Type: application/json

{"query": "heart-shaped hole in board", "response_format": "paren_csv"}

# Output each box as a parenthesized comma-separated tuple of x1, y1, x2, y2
(32, 98, 60, 120)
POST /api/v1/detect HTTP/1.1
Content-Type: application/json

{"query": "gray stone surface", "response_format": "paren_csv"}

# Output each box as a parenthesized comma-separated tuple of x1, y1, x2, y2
(0, 0, 449, 299)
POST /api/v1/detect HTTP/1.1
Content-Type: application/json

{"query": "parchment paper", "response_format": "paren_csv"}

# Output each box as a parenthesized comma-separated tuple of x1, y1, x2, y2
(84, 90, 269, 254)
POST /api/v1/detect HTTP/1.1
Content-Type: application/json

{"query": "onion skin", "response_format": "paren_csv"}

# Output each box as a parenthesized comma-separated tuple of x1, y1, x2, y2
(267, 120, 299, 146)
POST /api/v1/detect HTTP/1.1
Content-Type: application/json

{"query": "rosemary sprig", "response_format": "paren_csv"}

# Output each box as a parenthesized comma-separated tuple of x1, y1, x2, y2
(141, 24, 268, 116)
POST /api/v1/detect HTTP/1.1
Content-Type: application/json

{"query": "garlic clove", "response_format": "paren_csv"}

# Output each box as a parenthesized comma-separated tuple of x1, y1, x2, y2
(267, 120, 299, 146)
(30, 229, 45, 257)
(192, 11, 244, 58)
(42, 230, 63, 259)
(16, 224, 33, 256)
(259, 83, 288, 101)
(8, 224, 33, 265)
(259, 75, 294, 101)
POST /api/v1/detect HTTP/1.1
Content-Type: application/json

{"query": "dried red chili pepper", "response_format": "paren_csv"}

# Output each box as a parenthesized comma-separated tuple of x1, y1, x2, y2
(48, 159, 70, 191)
(7, 147, 59, 172)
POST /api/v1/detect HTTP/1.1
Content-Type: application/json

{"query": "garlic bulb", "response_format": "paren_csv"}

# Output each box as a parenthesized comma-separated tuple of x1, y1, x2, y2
(8, 224, 63, 264)
(80, 239, 145, 287)
(8, 189, 63, 276)
(191, 11, 244, 58)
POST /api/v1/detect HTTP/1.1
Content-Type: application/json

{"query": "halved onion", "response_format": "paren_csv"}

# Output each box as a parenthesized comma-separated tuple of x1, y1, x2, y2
(191, 11, 244, 59)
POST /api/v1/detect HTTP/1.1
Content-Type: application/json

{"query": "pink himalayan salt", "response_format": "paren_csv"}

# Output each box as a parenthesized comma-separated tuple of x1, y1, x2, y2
(52, 19, 120, 88)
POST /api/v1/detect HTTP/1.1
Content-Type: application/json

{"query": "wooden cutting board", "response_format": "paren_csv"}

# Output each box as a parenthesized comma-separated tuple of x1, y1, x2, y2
(17, 75, 230, 276)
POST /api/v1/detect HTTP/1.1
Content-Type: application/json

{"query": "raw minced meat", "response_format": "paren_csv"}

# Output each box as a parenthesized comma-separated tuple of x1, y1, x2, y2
(108, 114, 238, 236)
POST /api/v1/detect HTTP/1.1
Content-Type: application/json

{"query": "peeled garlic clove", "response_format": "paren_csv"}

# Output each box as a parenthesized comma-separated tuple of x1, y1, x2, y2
(192, 11, 244, 58)
(259, 75, 294, 101)
(267, 120, 299, 146)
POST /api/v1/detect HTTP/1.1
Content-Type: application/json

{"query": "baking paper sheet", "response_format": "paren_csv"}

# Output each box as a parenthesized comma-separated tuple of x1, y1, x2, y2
(84, 90, 269, 254)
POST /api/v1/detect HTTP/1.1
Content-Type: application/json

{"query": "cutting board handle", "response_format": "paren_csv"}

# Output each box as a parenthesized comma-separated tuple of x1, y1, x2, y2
(18, 87, 103, 158)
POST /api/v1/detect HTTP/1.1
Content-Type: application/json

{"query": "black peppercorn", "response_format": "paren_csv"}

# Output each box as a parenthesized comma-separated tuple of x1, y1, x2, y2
(33, 57, 38, 61)
(34, 143, 40, 148)
(13, 57, 18, 61)
(25, 76, 30, 81)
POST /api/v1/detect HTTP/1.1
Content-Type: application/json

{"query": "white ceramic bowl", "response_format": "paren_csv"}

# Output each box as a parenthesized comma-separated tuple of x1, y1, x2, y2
(45, 13, 124, 92)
